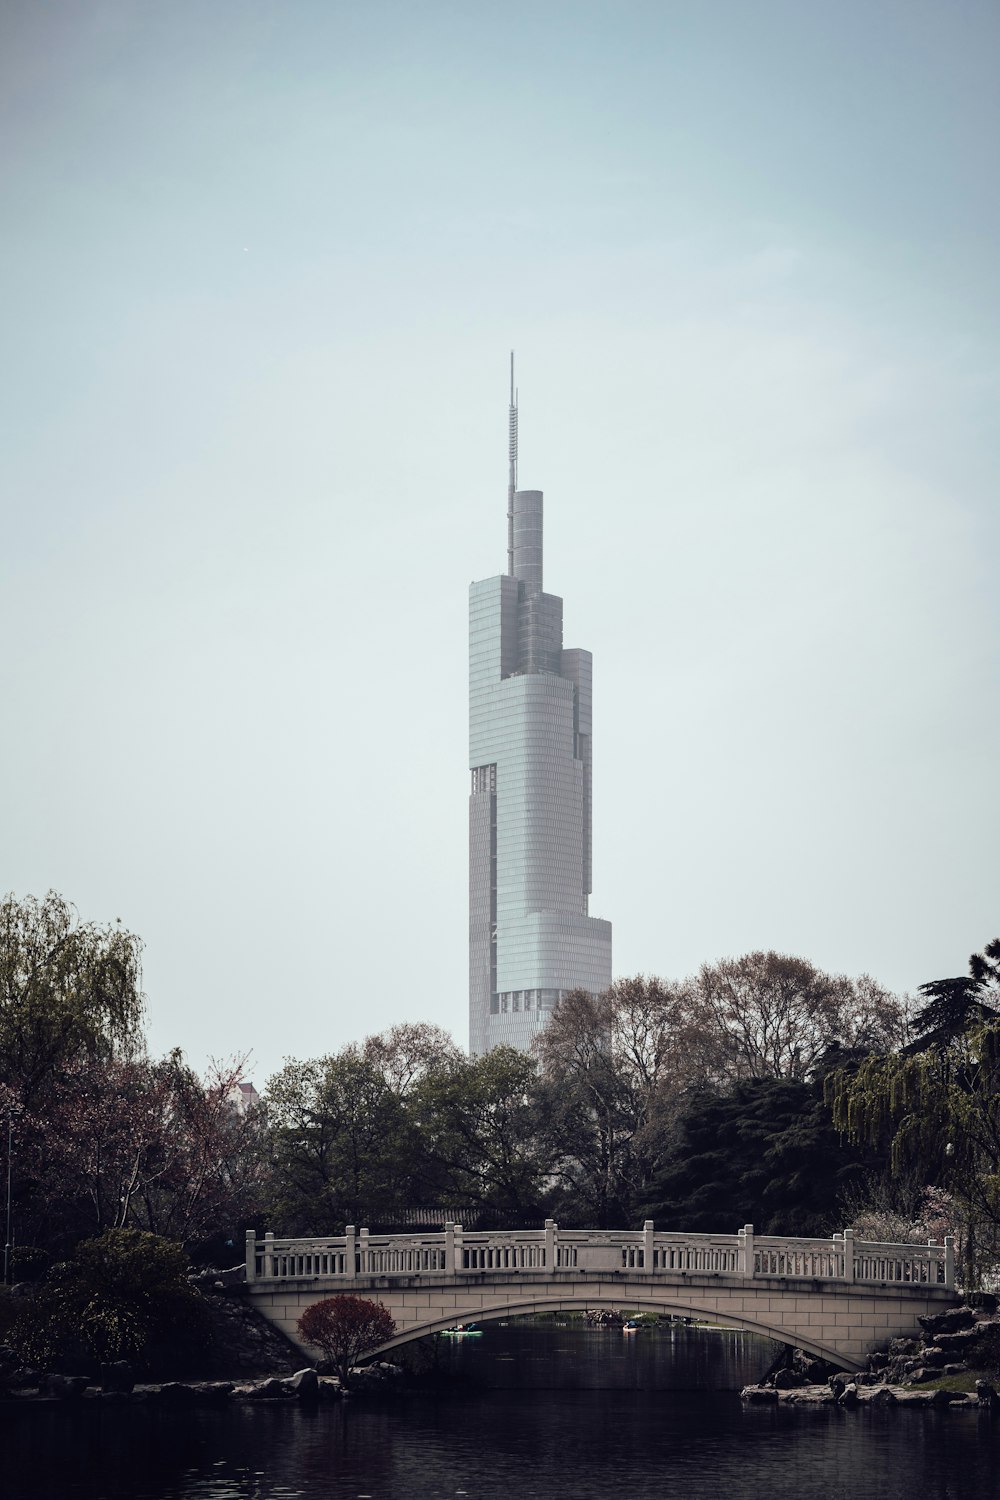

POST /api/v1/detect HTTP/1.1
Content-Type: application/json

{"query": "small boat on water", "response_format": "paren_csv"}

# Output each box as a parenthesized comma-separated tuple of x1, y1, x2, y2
(439, 1323, 483, 1338)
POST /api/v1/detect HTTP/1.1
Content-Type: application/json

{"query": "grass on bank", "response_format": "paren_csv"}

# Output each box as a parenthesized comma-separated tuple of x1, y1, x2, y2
(911, 1368, 999, 1394)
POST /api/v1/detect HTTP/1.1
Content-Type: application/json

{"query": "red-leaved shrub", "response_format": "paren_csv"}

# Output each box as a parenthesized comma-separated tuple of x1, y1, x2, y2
(296, 1294, 396, 1385)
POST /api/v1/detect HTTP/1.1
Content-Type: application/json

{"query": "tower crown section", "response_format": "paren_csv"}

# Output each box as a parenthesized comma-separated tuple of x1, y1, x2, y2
(512, 489, 544, 593)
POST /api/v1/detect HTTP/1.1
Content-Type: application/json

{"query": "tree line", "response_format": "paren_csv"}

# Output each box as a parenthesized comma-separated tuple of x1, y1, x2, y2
(2, 890, 998, 1288)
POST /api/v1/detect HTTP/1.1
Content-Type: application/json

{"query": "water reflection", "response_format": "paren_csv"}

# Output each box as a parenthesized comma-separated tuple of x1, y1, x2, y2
(431, 1318, 779, 1389)
(3, 1324, 998, 1500)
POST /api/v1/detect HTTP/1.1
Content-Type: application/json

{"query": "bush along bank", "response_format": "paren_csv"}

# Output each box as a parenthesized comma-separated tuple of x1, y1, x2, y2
(741, 1295, 1000, 1409)
(0, 1284, 406, 1407)
(0, 1244, 405, 1404)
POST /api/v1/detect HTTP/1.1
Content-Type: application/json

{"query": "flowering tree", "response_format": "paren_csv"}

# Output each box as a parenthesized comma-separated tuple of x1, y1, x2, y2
(296, 1295, 396, 1385)
(843, 1181, 962, 1245)
(7, 1052, 267, 1256)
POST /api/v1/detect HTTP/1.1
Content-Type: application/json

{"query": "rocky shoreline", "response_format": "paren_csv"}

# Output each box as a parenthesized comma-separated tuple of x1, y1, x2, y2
(743, 1381, 990, 1408)
(741, 1295, 1000, 1411)
(1, 1362, 403, 1405)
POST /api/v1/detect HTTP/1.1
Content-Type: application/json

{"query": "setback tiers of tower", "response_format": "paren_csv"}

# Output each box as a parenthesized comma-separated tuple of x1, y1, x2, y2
(469, 440, 612, 1056)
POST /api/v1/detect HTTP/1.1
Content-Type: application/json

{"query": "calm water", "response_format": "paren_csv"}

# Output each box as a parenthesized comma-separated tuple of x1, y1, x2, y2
(3, 1324, 999, 1500)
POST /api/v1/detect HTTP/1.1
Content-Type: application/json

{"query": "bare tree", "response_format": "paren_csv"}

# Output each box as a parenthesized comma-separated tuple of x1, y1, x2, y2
(361, 1022, 462, 1096)
(533, 978, 686, 1224)
(681, 952, 906, 1085)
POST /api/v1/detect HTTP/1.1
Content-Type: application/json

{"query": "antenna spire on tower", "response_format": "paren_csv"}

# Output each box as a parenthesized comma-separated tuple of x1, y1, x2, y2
(507, 351, 518, 575)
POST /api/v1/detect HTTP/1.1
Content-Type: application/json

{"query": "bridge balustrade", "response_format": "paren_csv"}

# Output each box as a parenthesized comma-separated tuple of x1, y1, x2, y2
(651, 1234, 742, 1274)
(754, 1235, 845, 1280)
(852, 1240, 952, 1285)
(258, 1238, 351, 1280)
(461, 1232, 547, 1271)
(246, 1222, 954, 1289)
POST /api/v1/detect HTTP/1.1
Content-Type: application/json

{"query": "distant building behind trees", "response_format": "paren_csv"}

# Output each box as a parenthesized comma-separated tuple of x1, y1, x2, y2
(468, 366, 611, 1057)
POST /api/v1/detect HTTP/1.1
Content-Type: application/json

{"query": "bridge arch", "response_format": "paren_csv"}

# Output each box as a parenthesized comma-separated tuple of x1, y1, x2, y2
(370, 1292, 846, 1367)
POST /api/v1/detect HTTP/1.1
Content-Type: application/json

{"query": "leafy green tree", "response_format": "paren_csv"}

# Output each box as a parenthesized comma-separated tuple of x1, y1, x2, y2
(969, 939, 1000, 994)
(265, 1050, 413, 1232)
(409, 1047, 549, 1223)
(265, 1033, 548, 1231)
(827, 942, 1000, 1284)
(906, 938, 1000, 1050)
(643, 1077, 872, 1235)
(828, 1018, 1000, 1286)
(0, 891, 144, 1106)
(10, 1228, 206, 1373)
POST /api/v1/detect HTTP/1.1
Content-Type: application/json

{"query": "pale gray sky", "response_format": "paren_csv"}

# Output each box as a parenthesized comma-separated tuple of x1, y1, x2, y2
(2, 0, 997, 1085)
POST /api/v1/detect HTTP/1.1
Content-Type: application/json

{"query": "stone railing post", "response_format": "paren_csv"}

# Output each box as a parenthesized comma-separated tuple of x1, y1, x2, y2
(545, 1218, 557, 1269)
(643, 1220, 654, 1272)
(454, 1223, 465, 1272)
(944, 1235, 955, 1288)
(739, 1224, 754, 1277)
(358, 1227, 370, 1276)
(263, 1231, 275, 1280)
(344, 1225, 356, 1280)
(245, 1229, 256, 1283)
(444, 1222, 456, 1276)
(842, 1228, 855, 1281)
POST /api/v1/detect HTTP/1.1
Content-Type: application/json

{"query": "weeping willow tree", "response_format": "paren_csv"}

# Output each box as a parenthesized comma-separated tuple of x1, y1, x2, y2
(1, 891, 145, 1113)
(826, 1022, 1000, 1287)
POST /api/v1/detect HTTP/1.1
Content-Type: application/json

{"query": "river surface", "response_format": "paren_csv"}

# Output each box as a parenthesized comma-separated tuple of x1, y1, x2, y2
(4, 1322, 999, 1500)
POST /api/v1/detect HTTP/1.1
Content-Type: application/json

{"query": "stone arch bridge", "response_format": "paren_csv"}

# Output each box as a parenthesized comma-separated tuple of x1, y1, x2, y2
(245, 1221, 956, 1371)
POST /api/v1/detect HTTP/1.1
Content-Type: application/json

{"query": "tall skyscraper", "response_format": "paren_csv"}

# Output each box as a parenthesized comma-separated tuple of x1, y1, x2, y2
(468, 361, 612, 1056)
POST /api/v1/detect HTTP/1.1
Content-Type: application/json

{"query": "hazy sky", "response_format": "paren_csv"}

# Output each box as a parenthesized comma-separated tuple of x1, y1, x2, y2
(2, 0, 997, 1087)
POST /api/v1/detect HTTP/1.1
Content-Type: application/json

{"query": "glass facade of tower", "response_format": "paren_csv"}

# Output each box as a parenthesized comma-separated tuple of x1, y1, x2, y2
(469, 486, 612, 1056)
